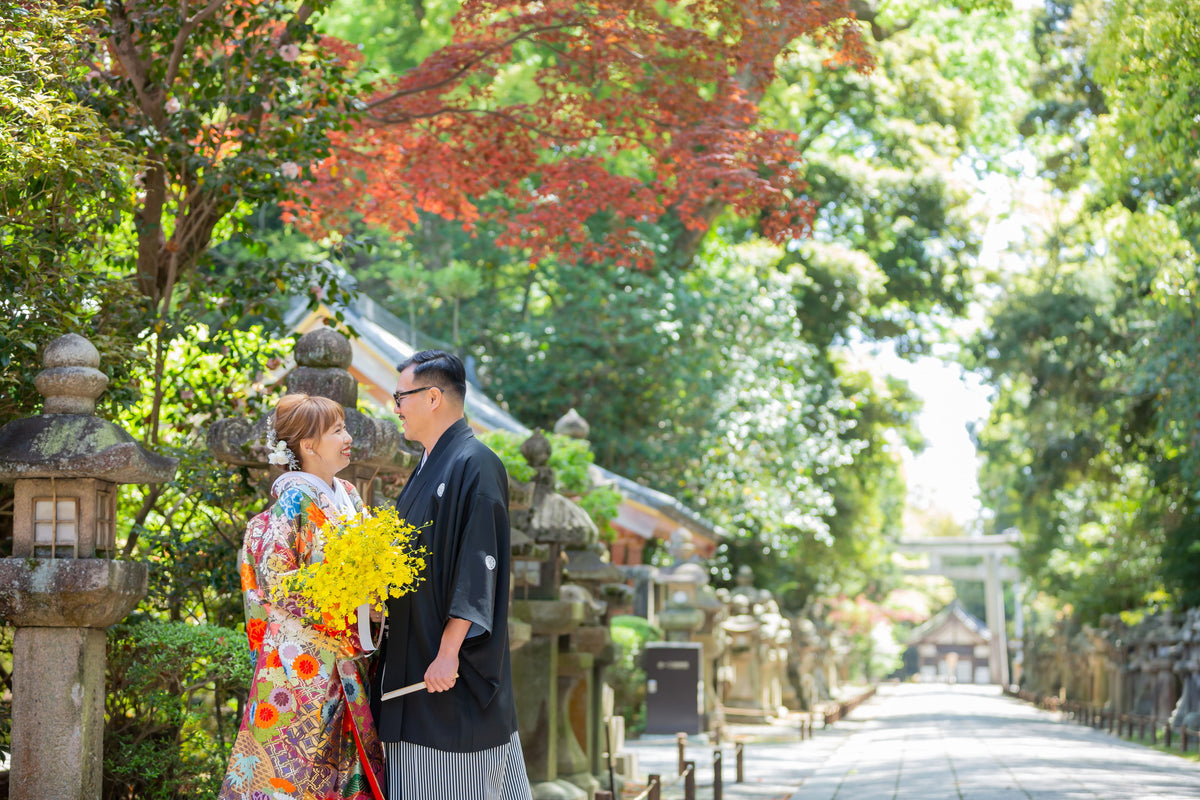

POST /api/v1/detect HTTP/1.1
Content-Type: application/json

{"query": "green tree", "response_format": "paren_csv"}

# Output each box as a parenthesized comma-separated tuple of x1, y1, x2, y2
(0, 0, 140, 423)
(433, 260, 483, 352)
(967, 0, 1200, 621)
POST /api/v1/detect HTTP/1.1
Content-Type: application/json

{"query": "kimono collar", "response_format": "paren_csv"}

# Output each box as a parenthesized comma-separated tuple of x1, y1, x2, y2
(421, 417, 474, 469)
(271, 471, 355, 516)
(400, 418, 473, 503)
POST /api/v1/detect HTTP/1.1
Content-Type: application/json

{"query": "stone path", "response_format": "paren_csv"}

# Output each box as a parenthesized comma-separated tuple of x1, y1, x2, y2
(621, 683, 1200, 800)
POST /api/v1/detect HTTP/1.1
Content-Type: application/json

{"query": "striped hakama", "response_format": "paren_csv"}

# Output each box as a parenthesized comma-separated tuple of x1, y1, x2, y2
(385, 731, 533, 800)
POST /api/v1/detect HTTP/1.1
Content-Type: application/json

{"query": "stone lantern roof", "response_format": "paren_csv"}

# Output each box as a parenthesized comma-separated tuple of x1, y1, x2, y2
(528, 493, 598, 545)
(207, 325, 406, 471)
(0, 334, 177, 484)
(553, 408, 590, 440)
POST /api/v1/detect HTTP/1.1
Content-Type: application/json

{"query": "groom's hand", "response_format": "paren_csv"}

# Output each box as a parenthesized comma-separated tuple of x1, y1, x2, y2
(425, 653, 459, 692)
(427, 617, 471, 692)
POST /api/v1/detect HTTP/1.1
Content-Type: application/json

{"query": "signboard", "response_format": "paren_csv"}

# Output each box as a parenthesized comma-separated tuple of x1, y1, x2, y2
(643, 642, 703, 735)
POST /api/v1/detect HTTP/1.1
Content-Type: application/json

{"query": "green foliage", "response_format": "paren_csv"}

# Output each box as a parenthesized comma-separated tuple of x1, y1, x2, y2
(608, 615, 662, 735)
(1088, 0, 1200, 237)
(766, 0, 1029, 350)
(478, 430, 536, 482)
(968, 0, 1200, 624)
(333, 0, 1023, 609)
(0, 0, 141, 432)
(79, 0, 361, 296)
(0, 0, 131, 267)
(320, 0, 457, 77)
(104, 621, 251, 800)
(360, 223, 919, 608)
(478, 429, 622, 537)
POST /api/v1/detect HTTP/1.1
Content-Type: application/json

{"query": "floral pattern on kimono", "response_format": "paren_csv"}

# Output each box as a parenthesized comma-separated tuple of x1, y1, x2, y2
(220, 473, 385, 800)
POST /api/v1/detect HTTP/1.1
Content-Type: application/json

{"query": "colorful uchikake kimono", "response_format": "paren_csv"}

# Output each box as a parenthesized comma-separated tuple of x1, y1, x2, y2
(219, 472, 386, 800)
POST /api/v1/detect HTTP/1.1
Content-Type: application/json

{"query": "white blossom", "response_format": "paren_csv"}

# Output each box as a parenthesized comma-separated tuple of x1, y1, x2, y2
(279, 44, 301, 62)
(164, 97, 181, 114)
(280, 161, 301, 180)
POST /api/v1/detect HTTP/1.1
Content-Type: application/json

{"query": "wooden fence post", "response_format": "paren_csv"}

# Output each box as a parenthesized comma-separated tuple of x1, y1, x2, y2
(713, 748, 723, 800)
(735, 741, 744, 783)
(684, 760, 696, 800)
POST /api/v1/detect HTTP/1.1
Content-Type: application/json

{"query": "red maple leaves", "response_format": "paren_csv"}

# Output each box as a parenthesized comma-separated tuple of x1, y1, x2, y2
(290, 0, 871, 268)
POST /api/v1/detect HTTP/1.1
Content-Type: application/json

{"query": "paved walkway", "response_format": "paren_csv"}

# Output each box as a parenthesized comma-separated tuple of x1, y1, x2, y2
(621, 683, 1200, 800)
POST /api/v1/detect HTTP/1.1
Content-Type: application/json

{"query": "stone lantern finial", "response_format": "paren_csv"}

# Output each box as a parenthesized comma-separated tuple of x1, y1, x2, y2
(34, 334, 109, 415)
(520, 429, 552, 467)
(287, 325, 357, 406)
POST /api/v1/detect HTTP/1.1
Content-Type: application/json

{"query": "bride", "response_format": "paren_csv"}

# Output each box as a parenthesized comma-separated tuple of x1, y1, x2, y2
(219, 393, 385, 800)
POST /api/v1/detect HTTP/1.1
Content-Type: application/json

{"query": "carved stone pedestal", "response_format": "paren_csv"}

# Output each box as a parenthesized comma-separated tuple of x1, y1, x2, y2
(0, 560, 147, 800)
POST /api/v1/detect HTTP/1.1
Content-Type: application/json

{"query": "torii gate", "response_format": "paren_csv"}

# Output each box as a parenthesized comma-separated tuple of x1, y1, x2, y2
(895, 529, 1023, 687)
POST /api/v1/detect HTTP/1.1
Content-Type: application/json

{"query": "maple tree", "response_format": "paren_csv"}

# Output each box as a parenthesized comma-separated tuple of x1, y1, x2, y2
(296, 0, 873, 269)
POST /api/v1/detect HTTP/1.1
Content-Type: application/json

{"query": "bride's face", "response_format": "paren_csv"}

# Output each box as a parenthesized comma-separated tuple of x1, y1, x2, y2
(302, 419, 352, 477)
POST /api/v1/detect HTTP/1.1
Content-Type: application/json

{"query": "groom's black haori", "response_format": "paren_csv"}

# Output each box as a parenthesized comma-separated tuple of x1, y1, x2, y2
(377, 416, 518, 750)
(374, 349, 530, 800)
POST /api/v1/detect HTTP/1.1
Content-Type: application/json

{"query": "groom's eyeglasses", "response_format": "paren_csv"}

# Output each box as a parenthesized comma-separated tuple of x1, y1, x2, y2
(392, 386, 436, 405)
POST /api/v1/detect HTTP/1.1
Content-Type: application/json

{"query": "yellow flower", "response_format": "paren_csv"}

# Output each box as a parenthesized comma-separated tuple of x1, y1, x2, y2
(274, 507, 426, 632)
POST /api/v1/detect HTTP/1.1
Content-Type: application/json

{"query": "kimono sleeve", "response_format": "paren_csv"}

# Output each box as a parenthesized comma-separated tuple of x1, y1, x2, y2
(246, 486, 329, 628)
(448, 488, 508, 710)
(448, 490, 505, 639)
(341, 478, 364, 515)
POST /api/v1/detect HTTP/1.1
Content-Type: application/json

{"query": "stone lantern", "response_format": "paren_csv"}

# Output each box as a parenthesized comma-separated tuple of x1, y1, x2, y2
(0, 334, 178, 800)
(507, 430, 594, 800)
(207, 325, 407, 504)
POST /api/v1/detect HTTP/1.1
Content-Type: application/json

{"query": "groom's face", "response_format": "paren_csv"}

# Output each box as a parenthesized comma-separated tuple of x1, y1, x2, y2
(393, 366, 429, 443)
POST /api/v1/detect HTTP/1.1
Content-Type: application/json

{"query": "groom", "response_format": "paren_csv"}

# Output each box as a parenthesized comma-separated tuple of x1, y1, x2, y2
(376, 350, 531, 800)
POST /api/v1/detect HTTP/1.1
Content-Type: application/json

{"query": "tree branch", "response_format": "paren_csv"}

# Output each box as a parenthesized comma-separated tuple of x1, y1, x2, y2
(848, 0, 914, 41)
(164, 0, 226, 89)
(279, 1, 316, 45)
(366, 105, 657, 150)
(124, 484, 164, 558)
(366, 21, 584, 110)
(135, 165, 168, 300)
(106, 0, 162, 125)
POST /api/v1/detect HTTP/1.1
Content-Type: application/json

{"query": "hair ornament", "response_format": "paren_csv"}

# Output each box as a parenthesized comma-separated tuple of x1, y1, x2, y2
(265, 417, 300, 471)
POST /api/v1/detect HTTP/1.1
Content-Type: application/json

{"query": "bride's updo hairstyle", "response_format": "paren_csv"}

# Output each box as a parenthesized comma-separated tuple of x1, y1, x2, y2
(271, 393, 346, 474)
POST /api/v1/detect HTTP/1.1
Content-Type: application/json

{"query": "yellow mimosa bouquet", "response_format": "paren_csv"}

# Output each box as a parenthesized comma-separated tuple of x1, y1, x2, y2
(277, 506, 426, 633)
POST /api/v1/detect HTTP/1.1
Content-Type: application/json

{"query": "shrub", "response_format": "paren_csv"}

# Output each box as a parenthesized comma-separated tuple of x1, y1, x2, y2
(479, 429, 622, 539)
(104, 621, 251, 800)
